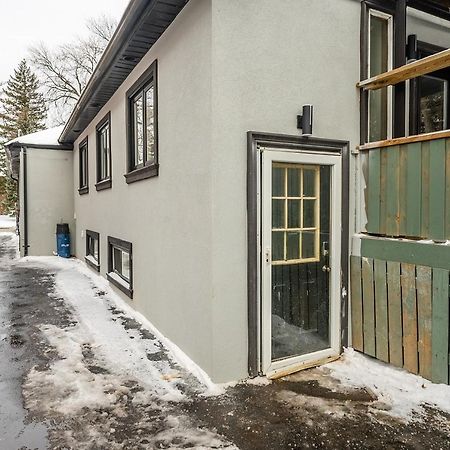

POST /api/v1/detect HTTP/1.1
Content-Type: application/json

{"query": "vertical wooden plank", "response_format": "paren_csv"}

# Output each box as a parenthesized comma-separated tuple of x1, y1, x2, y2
(429, 139, 446, 241)
(445, 139, 450, 240)
(398, 145, 408, 236)
(416, 266, 432, 381)
(401, 263, 418, 374)
(386, 146, 400, 236)
(405, 142, 422, 238)
(379, 149, 388, 236)
(362, 257, 376, 357)
(374, 259, 389, 362)
(421, 141, 430, 239)
(387, 261, 403, 368)
(367, 149, 381, 234)
(431, 268, 449, 384)
(350, 256, 364, 352)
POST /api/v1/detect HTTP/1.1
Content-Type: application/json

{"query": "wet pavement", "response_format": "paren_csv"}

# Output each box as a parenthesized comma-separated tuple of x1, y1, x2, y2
(0, 231, 449, 450)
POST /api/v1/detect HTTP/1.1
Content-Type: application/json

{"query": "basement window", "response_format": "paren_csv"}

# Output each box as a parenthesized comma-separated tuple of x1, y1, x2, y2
(125, 60, 158, 184)
(96, 112, 112, 191)
(107, 236, 133, 298)
(78, 137, 89, 195)
(85, 230, 100, 271)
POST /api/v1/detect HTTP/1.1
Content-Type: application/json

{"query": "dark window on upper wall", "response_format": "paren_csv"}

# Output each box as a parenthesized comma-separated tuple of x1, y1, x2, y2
(85, 230, 100, 271)
(78, 137, 89, 195)
(107, 236, 133, 298)
(408, 39, 450, 135)
(125, 60, 158, 184)
(96, 112, 112, 191)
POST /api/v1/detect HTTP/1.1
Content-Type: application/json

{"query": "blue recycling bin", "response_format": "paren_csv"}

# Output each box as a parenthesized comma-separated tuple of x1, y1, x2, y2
(56, 223, 71, 258)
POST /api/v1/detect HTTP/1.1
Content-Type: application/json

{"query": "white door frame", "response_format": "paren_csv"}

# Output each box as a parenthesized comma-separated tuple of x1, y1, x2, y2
(261, 148, 342, 378)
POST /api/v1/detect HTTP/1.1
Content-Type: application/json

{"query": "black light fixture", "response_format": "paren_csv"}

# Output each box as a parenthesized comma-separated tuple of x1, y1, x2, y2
(297, 104, 313, 136)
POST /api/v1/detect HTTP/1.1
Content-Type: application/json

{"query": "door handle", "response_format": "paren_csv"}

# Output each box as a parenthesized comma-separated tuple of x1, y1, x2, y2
(322, 265, 331, 273)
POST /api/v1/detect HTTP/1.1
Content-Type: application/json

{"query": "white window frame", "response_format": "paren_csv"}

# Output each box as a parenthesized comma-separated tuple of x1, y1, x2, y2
(367, 9, 394, 142)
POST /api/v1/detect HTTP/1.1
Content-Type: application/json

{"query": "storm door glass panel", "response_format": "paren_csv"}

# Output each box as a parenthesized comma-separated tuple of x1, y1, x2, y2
(271, 163, 331, 362)
(419, 76, 447, 134)
(369, 14, 390, 142)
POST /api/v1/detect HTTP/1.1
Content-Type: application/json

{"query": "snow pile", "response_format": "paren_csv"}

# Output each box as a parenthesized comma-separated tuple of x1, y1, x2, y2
(0, 215, 15, 229)
(325, 348, 450, 419)
(5, 126, 64, 147)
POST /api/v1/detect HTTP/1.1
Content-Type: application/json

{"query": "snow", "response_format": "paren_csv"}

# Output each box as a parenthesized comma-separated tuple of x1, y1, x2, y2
(107, 270, 130, 289)
(19, 254, 222, 396)
(5, 126, 64, 147)
(0, 215, 15, 229)
(324, 348, 450, 420)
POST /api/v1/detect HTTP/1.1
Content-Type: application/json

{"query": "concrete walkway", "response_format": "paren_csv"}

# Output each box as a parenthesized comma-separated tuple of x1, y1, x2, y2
(0, 232, 449, 450)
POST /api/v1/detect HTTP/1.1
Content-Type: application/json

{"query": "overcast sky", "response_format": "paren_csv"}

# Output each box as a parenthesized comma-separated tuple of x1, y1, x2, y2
(0, 0, 130, 82)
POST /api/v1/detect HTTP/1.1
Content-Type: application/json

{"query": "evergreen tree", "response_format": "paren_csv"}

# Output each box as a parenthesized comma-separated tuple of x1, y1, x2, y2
(0, 60, 47, 214)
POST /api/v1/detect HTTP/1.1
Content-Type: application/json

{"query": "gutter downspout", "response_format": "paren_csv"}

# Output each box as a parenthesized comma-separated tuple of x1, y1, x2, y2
(22, 146, 29, 257)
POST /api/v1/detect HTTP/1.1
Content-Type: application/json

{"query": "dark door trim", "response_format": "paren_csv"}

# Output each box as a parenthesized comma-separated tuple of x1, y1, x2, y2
(247, 132, 350, 376)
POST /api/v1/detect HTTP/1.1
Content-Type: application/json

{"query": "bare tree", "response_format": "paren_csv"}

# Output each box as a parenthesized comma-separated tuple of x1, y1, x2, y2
(29, 15, 117, 124)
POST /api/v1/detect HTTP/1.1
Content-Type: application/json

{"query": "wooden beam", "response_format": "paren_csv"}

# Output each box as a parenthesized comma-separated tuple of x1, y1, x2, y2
(358, 129, 450, 151)
(357, 48, 450, 91)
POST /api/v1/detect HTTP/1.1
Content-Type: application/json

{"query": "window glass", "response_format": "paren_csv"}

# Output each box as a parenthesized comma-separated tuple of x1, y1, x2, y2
(128, 65, 157, 173)
(97, 121, 110, 182)
(419, 76, 447, 133)
(134, 95, 144, 165)
(271, 164, 320, 264)
(146, 86, 155, 165)
(369, 13, 390, 142)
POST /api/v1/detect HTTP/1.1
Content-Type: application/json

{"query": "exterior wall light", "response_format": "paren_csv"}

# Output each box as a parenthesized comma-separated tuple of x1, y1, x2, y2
(297, 104, 313, 136)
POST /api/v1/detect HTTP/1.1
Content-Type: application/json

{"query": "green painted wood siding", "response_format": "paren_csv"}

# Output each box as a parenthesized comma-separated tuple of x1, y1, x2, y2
(365, 138, 450, 240)
(351, 254, 449, 385)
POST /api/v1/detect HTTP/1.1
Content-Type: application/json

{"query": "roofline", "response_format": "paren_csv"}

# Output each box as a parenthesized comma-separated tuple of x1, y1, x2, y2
(5, 142, 73, 151)
(59, 0, 151, 144)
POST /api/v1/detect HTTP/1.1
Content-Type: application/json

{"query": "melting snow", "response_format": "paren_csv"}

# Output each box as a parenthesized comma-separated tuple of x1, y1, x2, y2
(325, 348, 450, 420)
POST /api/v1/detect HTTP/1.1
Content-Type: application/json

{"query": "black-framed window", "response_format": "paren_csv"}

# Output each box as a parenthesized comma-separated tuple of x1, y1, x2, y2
(408, 38, 450, 135)
(78, 137, 89, 195)
(107, 236, 133, 298)
(125, 60, 158, 184)
(96, 112, 112, 191)
(85, 230, 100, 271)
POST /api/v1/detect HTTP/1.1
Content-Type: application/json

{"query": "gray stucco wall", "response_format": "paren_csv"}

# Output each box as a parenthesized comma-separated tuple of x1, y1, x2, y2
(26, 148, 74, 256)
(73, 0, 361, 382)
(209, 0, 360, 380)
(74, 0, 215, 377)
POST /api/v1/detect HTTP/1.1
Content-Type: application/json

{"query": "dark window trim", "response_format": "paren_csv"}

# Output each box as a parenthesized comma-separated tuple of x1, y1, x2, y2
(246, 132, 350, 377)
(107, 236, 133, 298)
(96, 111, 112, 190)
(78, 137, 89, 195)
(125, 60, 158, 183)
(361, 1, 406, 143)
(85, 229, 100, 272)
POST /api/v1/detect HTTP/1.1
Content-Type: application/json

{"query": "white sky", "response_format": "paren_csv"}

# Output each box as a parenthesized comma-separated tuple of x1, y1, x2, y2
(0, 0, 130, 83)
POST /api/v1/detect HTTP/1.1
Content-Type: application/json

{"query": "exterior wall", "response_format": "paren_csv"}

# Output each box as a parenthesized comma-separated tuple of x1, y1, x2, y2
(407, 8, 450, 49)
(209, 0, 360, 380)
(73, 0, 361, 382)
(26, 148, 74, 256)
(73, 0, 215, 378)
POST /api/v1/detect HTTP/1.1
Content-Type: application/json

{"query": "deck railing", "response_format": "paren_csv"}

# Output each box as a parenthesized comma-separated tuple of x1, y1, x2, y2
(352, 51, 450, 384)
